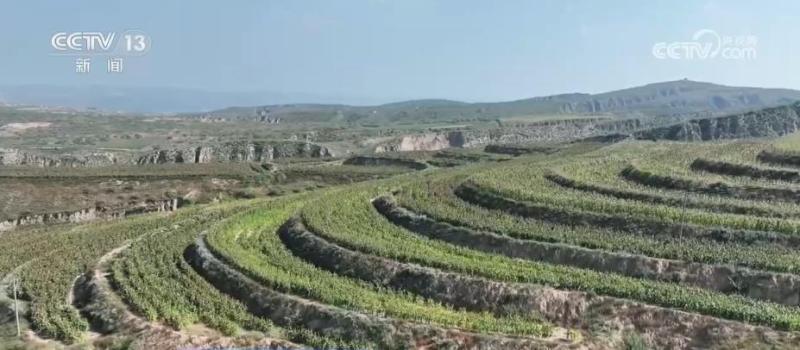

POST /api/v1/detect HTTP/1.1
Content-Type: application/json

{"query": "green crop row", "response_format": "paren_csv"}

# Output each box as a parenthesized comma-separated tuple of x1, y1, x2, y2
(299, 184, 800, 331)
(393, 172, 800, 275)
(557, 142, 800, 214)
(6, 212, 189, 342)
(467, 145, 800, 235)
(630, 143, 800, 189)
(4, 198, 285, 344)
(109, 201, 279, 337)
(203, 194, 553, 338)
(546, 169, 800, 220)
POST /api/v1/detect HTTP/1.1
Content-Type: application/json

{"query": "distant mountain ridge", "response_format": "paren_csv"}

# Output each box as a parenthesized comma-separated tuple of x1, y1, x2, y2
(557, 80, 800, 115)
(198, 80, 800, 125)
(0, 85, 384, 114)
(2, 80, 800, 118)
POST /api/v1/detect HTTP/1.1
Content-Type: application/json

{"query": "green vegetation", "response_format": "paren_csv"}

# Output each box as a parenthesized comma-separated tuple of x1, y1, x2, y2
(299, 186, 800, 331)
(9, 132, 800, 348)
(773, 131, 800, 151)
(110, 201, 277, 337)
(2, 201, 283, 344)
(466, 144, 800, 235)
(0, 213, 189, 342)
(204, 195, 553, 337)
(394, 172, 800, 275)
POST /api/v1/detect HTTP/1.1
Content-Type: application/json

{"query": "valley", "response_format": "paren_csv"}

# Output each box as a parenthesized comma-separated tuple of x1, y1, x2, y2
(4, 80, 800, 349)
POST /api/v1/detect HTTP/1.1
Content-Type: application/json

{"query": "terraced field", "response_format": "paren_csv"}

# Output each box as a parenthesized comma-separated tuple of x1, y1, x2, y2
(7, 138, 800, 349)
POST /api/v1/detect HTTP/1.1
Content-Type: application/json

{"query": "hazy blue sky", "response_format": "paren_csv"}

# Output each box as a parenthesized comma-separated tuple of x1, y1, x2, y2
(2, 0, 799, 103)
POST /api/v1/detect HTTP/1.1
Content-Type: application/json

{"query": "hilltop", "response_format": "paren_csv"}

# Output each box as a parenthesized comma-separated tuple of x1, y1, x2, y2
(196, 79, 800, 125)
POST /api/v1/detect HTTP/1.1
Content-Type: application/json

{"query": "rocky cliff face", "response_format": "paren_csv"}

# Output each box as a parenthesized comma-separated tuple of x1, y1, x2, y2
(0, 198, 180, 232)
(0, 141, 333, 168)
(136, 141, 332, 165)
(375, 132, 465, 152)
(0, 149, 120, 167)
(635, 103, 800, 141)
(375, 118, 651, 152)
(375, 102, 800, 152)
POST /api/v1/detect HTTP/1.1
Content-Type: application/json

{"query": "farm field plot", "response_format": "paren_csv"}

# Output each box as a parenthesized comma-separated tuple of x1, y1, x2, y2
(0, 160, 416, 229)
(198, 196, 557, 349)
(11, 2, 800, 349)
(6, 138, 800, 349)
(0, 200, 306, 349)
(468, 142, 800, 234)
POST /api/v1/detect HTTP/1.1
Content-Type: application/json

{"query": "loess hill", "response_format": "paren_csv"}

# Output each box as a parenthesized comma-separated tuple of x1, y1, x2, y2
(6, 133, 800, 349)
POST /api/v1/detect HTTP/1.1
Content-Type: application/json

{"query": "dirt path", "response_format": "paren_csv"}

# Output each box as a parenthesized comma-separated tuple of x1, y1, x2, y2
(80, 240, 301, 350)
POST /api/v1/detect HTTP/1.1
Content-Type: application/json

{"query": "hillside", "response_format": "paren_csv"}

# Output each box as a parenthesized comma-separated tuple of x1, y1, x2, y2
(8, 137, 800, 349)
(196, 80, 800, 125)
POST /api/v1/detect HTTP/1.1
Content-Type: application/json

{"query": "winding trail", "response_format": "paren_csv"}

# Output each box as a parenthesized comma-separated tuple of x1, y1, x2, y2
(77, 240, 299, 350)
